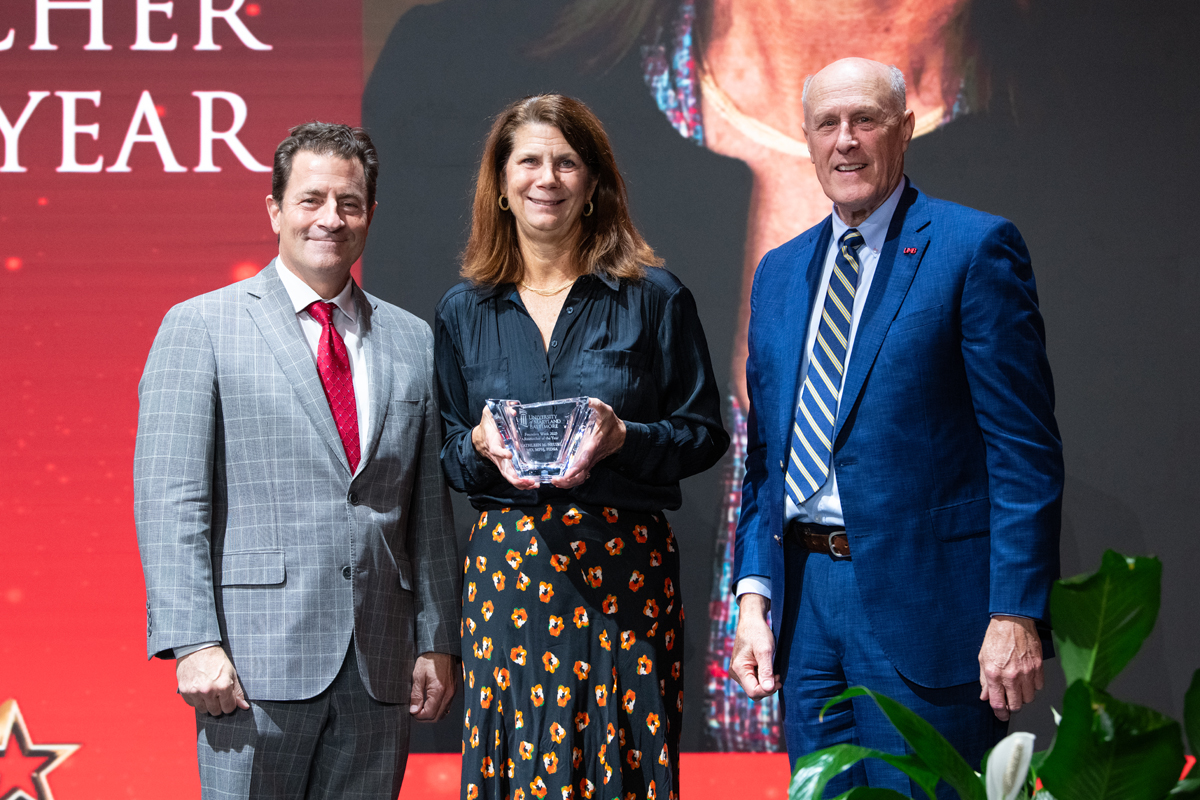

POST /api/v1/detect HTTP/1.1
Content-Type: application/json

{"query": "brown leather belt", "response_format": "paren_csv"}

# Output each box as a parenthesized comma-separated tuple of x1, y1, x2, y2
(787, 521, 851, 559)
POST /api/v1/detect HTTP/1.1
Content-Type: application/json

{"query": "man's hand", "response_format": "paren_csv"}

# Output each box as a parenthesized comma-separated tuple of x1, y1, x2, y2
(979, 615, 1044, 721)
(176, 646, 250, 716)
(411, 652, 458, 721)
(730, 593, 780, 699)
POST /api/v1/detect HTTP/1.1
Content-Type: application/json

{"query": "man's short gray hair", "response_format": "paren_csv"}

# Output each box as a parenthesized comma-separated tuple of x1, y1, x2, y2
(801, 63, 908, 117)
(885, 65, 907, 114)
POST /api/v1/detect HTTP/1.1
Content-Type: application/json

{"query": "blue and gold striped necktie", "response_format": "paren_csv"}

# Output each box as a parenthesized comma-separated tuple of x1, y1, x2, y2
(786, 228, 865, 506)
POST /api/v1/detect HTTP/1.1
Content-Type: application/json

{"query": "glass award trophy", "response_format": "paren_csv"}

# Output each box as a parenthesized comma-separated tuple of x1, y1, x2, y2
(486, 397, 594, 483)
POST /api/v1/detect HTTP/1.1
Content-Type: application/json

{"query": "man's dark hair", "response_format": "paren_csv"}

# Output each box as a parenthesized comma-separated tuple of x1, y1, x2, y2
(271, 122, 379, 209)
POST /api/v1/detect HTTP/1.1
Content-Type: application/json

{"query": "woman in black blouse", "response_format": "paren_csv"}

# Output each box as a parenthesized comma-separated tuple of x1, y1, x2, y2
(435, 95, 728, 800)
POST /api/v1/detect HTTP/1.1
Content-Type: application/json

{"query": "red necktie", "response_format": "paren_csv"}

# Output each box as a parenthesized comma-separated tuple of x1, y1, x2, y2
(306, 301, 361, 472)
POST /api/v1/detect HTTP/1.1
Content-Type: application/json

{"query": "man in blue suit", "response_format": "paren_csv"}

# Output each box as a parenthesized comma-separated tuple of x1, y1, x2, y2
(729, 58, 1063, 796)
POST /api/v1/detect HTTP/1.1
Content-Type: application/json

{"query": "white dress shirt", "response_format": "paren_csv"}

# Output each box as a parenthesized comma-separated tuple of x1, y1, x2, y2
(736, 179, 907, 603)
(274, 260, 371, 456)
(174, 261, 371, 660)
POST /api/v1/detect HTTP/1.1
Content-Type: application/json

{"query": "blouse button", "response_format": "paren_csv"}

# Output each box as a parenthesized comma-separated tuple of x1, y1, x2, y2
(550, 339, 558, 348)
(541, 374, 547, 382)
(566, 307, 574, 314)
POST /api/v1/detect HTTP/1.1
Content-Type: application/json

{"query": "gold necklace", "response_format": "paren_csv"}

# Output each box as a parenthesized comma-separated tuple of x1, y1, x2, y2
(519, 278, 576, 297)
(695, 58, 946, 158)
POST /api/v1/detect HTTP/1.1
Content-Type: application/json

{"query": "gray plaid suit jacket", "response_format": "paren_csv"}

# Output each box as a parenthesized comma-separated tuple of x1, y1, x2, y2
(134, 261, 460, 704)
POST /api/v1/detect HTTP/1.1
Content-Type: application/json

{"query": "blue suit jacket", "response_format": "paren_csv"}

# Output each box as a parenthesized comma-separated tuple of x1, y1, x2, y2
(733, 182, 1063, 688)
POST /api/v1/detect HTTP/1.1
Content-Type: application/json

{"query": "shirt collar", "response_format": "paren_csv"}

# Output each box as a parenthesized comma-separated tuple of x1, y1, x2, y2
(830, 176, 908, 253)
(274, 260, 357, 322)
(475, 270, 621, 303)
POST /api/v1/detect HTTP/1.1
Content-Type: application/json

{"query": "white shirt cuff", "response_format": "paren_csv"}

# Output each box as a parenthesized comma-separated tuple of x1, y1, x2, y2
(735, 576, 772, 602)
(174, 642, 221, 660)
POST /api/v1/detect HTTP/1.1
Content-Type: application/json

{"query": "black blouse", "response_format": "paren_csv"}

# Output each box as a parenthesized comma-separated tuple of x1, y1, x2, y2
(434, 268, 730, 512)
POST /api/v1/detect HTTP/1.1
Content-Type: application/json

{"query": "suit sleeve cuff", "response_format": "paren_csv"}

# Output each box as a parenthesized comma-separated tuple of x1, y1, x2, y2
(735, 576, 772, 602)
(173, 642, 221, 660)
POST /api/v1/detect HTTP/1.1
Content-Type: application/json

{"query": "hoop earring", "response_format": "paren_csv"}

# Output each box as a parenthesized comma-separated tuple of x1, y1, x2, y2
(583, 201, 594, 217)
(498, 194, 510, 211)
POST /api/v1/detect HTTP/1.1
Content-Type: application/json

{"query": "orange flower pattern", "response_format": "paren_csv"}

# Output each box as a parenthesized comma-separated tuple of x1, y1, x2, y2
(460, 505, 681, 800)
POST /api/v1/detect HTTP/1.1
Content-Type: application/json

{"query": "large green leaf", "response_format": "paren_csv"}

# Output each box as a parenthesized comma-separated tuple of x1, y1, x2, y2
(1050, 550, 1161, 689)
(1185, 669, 1200, 757)
(1039, 680, 1184, 800)
(1169, 778, 1200, 798)
(820, 687, 986, 800)
(789, 743, 938, 800)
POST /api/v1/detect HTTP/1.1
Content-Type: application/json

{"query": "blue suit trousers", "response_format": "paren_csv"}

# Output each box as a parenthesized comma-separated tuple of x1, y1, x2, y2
(777, 539, 1008, 798)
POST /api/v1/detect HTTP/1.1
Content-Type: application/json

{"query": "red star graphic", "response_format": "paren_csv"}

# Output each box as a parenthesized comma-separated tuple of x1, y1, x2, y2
(0, 700, 79, 800)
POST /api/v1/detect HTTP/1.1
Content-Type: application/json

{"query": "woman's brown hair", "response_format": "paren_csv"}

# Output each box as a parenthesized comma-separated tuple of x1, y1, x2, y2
(461, 94, 662, 287)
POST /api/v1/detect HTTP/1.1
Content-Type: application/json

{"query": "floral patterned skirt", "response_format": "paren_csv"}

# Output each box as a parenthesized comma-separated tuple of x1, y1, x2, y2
(460, 504, 683, 800)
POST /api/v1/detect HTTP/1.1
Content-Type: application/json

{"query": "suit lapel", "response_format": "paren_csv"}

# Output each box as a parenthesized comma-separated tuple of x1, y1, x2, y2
(834, 184, 931, 442)
(778, 219, 834, 456)
(246, 261, 352, 474)
(356, 286, 394, 472)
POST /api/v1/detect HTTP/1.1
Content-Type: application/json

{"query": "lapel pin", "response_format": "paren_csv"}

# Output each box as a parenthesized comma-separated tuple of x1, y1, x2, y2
(903, 247, 918, 255)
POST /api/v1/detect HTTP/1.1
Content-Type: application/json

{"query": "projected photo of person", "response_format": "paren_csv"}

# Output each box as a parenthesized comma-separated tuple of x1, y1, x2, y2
(363, 0, 1015, 752)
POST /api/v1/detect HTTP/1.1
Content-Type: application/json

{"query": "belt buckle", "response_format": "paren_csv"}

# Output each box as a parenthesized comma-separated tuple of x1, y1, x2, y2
(828, 530, 849, 559)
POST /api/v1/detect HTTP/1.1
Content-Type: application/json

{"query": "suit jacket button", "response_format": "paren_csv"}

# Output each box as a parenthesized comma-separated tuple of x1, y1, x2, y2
(779, 460, 785, 472)
(348, 491, 359, 505)
(342, 566, 353, 580)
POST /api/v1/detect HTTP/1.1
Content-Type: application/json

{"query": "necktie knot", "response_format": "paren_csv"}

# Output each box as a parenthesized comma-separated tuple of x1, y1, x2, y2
(840, 228, 864, 252)
(307, 300, 336, 327)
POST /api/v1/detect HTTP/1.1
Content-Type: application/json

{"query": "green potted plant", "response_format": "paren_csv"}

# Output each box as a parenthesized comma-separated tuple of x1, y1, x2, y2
(787, 550, 1200, 800)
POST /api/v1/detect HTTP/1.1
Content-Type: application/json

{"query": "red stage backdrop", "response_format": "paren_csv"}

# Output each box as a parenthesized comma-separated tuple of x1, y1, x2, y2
(1, 2, 362, 796)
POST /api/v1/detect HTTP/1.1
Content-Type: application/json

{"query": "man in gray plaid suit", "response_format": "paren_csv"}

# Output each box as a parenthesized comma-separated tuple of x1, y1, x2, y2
(134, 122, 460, 799)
